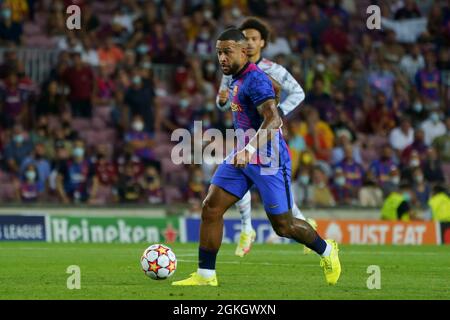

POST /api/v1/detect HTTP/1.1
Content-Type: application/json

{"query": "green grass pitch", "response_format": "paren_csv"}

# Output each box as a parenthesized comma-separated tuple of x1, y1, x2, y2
(0, 242, 449, 300)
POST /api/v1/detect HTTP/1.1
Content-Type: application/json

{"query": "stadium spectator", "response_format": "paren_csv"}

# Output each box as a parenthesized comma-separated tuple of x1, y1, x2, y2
(140, 164, 164, 205)
(94, 64, 116, 105)
(35, 80, 66, 117)
(293, 166, 312, 207)
(0, 3, 24, 45)
(97, 37, 125, 75)
(421, 111, 446, 146)
(422, 147, 445, 184)
(296, 108, 334, 163)
(308, 165, 336, 207)
(331, 167, 352, 205)
(400, 43, 425, 83)
(184, 166, 206, 206)
(389, 117, 414, 152)
(304, 76, 335, 123)
(369, 145, 398, 188)
(415, 50, 441, 105)
(394, 0, 422, 20)
(358, 174, 384, 207)
(14, 163, 40, 203)
(116, 160, 142, 203)
(162, 90, 196, 132)
(367, 59, 396, 101)
(20, 143, 50, 193)
(90, 144, 117, 204)
(305, 55, 333, 95)
(62, 52, 94, 118)
(432, 116, 450, 162)
(400, 129, 428, 165)
(56, 139, 97, 203)
(335, 144, 365, 202)
(320, 14, 349, 55)
(0, 71, 31, 127)
(124, 71, 155, 133)
(124, 114, 156, 164)
(3, 124, 33, 174)
(4, 0, 29, 24)
(411, 166, 430, 209)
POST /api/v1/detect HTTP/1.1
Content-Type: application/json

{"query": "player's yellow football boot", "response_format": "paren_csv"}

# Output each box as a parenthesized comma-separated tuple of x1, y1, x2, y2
(320, 239, 341, 285)
(235, 229, 256, 257)
(303, 218, 318, 255)
(172, 272, 218, 286)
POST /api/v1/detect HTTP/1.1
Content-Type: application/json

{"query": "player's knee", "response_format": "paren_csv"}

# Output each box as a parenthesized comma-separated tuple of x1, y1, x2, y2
(273, 223, 292, 238)
(201, 198, 222, 222)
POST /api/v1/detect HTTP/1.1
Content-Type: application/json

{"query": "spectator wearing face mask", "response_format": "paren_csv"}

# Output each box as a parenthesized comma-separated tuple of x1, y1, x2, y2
(293, 166, 312, 207)
(331, 167, 352, 205)
(14, 163, 40, 203)
(4, 124, 33, 174)
(56, 139, 98, 204)
(162, 92, 196, 132)
(124, 114, 155, 164)
(334, 144, 364, 203)
(305, 55, 333, 95)
(381, 183, 415, 221)
(308, 165, 336, 207)
(0, 5, 23, 45)
(20, 143, 50, 193)
(124, 71, 155, 134)
(420, 111, 446, 146)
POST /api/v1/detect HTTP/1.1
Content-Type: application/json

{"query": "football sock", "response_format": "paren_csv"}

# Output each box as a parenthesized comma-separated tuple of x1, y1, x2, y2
(292, 203, 306, 220)
(198, 247, 217, 276)
(307, 234, 329, 256)
(321, 242, 332, 257)
(197, 268, 216, 278)
(236, 191, 253, 233)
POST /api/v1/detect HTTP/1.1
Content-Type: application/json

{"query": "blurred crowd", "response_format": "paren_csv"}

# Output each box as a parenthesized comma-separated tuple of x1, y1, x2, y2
(0, 0, 449, 212)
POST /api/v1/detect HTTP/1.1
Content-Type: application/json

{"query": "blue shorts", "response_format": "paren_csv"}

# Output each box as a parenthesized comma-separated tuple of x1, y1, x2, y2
(211, 161, 293, 215)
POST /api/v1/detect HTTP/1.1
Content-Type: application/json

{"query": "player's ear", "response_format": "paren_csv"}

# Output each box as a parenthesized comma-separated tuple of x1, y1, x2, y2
(260, 39, 265, 49)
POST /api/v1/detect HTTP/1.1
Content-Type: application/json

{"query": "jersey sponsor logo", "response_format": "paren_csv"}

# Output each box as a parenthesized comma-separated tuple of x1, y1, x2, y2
(232, 85, 239, 97)
(230, 102, 242, 112)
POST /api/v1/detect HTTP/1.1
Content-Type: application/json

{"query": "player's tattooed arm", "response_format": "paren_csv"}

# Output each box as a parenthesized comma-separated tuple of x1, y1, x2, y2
(232, 99, 281, 168)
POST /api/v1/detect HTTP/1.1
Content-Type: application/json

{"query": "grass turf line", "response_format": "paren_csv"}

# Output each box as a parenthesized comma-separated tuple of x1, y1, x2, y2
(0, 242, 449, 300)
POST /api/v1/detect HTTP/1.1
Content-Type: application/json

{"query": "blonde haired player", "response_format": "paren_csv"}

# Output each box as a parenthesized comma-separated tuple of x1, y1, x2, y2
(216, 17, 317, 257)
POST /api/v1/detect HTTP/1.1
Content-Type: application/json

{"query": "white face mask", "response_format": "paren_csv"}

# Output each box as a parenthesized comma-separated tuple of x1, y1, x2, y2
(180, 99, 189, 109)
(410, 159, 420, 167)
(391, 176, 400, 185)
(26, 170, 36, 181)
(316, 63, 326, 72)
(132, 121, 144, 132)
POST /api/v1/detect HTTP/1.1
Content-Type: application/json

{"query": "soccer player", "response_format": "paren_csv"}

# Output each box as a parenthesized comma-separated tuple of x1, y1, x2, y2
(172, 28, 341, 287)
(216, 17, 316, 257)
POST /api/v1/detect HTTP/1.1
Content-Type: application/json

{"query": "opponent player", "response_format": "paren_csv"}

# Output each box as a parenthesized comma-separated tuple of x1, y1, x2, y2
(172, 28, 340, 286)
(216, 17, 316, 257)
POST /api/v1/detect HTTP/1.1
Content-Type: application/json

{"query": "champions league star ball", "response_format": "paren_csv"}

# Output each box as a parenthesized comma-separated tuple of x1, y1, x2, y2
(140, 244, 177, 280)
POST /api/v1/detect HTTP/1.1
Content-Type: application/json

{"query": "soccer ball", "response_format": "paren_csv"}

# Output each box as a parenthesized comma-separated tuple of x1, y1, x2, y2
(140, 244, 177, 280)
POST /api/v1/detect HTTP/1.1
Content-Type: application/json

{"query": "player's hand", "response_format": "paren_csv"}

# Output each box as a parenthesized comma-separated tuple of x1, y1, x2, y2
(218, 90, 229, 106)
(232, 148, 252, 168)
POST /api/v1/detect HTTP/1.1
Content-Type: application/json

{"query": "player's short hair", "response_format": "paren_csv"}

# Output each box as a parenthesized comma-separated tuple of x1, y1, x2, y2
(217, 28, 246, 43)
(239, 17, 270, 48)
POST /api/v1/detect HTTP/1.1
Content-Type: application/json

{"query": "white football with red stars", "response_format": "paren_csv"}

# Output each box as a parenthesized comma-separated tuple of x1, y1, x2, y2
(140, 244, 177, 280)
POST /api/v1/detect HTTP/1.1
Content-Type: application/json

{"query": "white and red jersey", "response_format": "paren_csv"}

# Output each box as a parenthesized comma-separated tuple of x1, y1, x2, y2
(216, 58, 305, 115)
